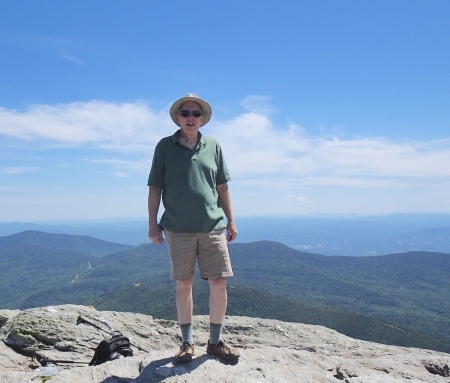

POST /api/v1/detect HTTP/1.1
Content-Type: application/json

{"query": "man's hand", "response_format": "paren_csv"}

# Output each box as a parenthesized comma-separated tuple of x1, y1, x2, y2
(148, 224, 164, 244)
(225, 221, 238, 242)
(148, 186, 163, 244)
(216, 183, 238, 242)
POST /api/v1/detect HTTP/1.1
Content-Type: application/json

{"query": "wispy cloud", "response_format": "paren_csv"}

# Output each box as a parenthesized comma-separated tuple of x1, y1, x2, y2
(1, 99, 450, 189)
(240, 95, 275, 115)
(286, 194, 312, 205)
(86, 157, 148, 176)
(61, 51, 85, 64)
(0, 166, 39, 174)
(2, 32, 87, 64)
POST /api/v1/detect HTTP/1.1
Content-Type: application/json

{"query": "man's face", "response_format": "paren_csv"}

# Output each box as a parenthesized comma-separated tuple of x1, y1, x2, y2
(177, 101, 204, 134)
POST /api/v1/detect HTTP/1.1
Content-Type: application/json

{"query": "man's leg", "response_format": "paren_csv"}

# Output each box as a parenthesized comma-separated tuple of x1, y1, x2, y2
(209, 277, 227, 344)
(176, 275, 194, 334)
(197, 231, 239, 361)
(207, 276, 240, 362)
(164, 230, 198, 362)
(209, 277, 227, 326)
(174, 275, 195, 363)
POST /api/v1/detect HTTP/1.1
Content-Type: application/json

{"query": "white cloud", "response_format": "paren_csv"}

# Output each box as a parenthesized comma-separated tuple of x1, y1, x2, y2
(2, 100, 450, 183)
(212, 113, 450, 183)
(0, 101, 171, 151)
(2, 99, 450, 185)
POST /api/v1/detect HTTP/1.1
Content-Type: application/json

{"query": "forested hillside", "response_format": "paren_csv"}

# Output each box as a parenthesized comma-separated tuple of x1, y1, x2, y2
(1, 231, 449, 352)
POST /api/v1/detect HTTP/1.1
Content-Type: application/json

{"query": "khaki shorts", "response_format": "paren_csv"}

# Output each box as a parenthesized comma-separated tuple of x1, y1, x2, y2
(164, 229, 233, 280)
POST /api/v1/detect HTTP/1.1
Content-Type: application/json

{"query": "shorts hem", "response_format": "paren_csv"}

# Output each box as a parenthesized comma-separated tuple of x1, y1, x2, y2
(200, 272, 234, 280)
(171, 272, 195, 281)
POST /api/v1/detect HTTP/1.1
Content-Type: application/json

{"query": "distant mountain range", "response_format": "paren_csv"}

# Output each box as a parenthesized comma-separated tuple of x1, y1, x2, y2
(1, 213, 450, 255)
(1, 230, 449, 353)
(0, 229, 132, 257)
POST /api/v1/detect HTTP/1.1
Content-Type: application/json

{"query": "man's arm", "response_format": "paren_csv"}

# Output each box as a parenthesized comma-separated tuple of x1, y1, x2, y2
(216, 182, 238, 242)
(148, 186, 164, 244)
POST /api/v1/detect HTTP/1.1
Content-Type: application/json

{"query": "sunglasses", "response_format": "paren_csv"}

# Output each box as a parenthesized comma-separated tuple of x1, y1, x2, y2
(179, 110, 203, 118)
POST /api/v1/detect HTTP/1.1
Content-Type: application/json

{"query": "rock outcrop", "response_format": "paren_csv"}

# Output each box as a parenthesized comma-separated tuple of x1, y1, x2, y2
(0, 305, 449, 382)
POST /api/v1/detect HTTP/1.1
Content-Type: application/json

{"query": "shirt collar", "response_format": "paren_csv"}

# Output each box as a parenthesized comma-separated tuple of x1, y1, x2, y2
(171, 130, 206, 147)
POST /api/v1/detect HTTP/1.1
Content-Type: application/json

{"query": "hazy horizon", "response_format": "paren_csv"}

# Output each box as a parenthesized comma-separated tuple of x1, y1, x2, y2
(2, 213, 450, 256)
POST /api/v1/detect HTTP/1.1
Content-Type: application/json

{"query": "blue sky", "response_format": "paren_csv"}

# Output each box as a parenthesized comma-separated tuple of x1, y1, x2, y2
(1, 0, 449, 221)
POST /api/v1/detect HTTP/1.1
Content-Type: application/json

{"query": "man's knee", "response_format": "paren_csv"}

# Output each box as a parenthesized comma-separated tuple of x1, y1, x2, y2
(208, 277, 227, 291)
(177, 275, 194, 291)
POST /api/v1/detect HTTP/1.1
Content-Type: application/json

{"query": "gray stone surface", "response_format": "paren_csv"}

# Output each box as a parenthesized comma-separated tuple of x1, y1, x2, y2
(0, 305, 449, 382)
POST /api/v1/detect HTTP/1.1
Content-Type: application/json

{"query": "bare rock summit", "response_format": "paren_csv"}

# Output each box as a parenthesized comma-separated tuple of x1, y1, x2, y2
(0, 305, 449, 382)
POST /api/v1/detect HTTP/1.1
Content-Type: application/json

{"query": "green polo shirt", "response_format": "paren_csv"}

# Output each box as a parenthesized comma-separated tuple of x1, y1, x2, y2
(148, 130, 231, 233)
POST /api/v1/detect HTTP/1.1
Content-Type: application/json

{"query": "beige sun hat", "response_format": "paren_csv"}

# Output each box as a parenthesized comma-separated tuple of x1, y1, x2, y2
(169, 93, 212, 127)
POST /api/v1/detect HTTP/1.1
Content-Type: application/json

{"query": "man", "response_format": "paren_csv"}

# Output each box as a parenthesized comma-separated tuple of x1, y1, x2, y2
(147, 93, 240, 364)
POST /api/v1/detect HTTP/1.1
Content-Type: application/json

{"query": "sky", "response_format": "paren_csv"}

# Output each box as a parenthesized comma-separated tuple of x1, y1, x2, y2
(1, 0, 450, 222)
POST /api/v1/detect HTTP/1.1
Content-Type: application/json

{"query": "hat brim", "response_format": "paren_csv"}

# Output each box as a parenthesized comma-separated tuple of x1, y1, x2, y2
(169, 94, 212, 127)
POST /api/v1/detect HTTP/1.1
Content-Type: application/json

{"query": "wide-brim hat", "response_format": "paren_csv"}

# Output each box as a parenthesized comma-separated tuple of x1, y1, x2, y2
(169, 93, 212, 127)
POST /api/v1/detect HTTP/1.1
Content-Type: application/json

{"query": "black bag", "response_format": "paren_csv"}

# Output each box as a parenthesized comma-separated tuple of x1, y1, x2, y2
(89, 333, 133, 366)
